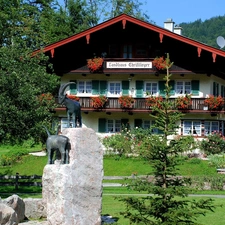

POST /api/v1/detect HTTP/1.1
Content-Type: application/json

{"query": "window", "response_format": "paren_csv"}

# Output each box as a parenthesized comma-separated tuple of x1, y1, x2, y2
(135, 44, 147, 57)
(176, 81, 191, 95)
(183, 121, 201, 135)
(108, 82, 121, 96)
(143, 120, 158, 133)
(107, 119, 121, 132)
(123, 45, 132, 58)
(145, 82, 158, 95)
(204, 121, 219, 136)
(77, 81, 92, 94)
(213, 82, 219, 96)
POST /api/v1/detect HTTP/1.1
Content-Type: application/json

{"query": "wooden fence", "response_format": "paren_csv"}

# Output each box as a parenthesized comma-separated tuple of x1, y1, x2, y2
(0, 173, 42, 190)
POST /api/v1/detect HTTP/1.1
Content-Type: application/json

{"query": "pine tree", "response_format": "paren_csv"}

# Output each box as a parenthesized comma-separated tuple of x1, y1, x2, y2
(120, 53, 215, 225)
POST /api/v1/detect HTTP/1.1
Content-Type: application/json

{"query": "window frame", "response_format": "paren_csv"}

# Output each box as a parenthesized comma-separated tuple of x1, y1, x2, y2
(144, 81, 158, 96)
(106, 119, 121, 133)
(107, 81, 122, 97)
(204, 121, 219, 136)
(175, 80, 191, 95)
(77, 80, 92, 96)
(183, 120, 201, 136)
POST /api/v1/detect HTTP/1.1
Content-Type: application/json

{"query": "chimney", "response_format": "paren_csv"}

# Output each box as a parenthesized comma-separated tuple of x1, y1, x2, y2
(164, 18, 175, 32)
(174, 25, 182, 35)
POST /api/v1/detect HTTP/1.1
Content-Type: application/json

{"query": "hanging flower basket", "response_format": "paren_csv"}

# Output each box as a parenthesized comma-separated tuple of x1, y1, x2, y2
(145, 96, 163, 109)
(152, 56, 172, 70)
(118, 96, 135, 108)
(204, 95, 224, 111)
(67, 95, 80, 101)
(176, 94, 192, 110)
(87, 57, 104, 72)
(91, 95, 108, 109)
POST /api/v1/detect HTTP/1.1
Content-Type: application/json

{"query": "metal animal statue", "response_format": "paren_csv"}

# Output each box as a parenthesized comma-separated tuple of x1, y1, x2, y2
(58, 82, 82, 128)
(43, 126, 70, 164)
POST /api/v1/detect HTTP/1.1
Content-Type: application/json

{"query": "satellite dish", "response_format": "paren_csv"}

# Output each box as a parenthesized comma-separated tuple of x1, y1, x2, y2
(216, 36, 225, 49)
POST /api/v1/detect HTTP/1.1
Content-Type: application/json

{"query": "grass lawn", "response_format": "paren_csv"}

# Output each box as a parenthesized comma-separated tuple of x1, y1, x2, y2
(102, 194, 225, 225)
(0, 143, 43, 156)
(0, 150, 224, 224)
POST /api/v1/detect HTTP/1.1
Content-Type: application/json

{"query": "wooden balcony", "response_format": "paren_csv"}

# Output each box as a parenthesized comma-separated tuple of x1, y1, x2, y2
(55, 97, 225, 114)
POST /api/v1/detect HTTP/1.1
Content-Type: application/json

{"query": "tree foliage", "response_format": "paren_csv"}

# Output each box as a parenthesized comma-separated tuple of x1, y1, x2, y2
(0, 45, 59, 143)
(0, 0, 60, 143)
(119, 54, 215, 224)
(180, 16, 225, 49)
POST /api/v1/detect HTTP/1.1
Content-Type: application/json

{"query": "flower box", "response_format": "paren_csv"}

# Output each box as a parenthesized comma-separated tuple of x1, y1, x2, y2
(145, 96, 163, 109)
(176, 94, 192, 110)
(91, 95, 108, 109)
(118, 96, 135, 108)
(204, 95, 224, 111)
(67, 95, 80, 101)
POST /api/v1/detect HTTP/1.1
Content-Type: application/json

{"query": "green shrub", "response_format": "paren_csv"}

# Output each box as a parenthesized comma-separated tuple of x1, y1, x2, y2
(0, 149, 29, 166)
(102, 133, 132, 156)
(200, 133, 225, 155)
(208, 154, 225, 168)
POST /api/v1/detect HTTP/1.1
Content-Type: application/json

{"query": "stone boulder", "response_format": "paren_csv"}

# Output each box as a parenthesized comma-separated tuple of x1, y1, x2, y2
(3, 195, 25, 223)
(23, 198, 46, 220)
(0, 203, 18, 225)
(42, 127, 103, 225)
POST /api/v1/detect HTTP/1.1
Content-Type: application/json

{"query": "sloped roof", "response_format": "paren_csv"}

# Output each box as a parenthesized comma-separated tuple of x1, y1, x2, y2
(34, 14, 225, 62)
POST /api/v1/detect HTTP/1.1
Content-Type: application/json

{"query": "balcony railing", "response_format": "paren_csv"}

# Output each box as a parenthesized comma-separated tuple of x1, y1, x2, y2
(55, 97, 225, 113)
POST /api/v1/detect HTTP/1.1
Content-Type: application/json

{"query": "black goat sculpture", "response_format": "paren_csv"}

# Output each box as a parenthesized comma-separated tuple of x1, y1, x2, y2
(43, 126, 70, 164)
(58, 82, 82, 128)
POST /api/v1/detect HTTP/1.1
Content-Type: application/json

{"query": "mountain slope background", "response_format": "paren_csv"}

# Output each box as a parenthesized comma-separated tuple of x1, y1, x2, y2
(179, 15, 225, 49)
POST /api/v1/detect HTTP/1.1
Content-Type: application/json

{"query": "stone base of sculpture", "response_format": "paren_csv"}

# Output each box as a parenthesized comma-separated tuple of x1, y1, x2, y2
(42, 128, 103, 225)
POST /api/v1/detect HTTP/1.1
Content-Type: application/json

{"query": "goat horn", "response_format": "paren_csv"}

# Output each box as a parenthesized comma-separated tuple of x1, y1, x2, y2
(58, 82, 76, 96)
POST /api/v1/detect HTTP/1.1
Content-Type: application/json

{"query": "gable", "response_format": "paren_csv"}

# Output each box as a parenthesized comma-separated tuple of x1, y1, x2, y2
(34, 14, 225, 61)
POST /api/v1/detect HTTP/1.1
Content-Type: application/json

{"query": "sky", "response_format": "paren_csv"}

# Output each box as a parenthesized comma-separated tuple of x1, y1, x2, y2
(143, 0, 225, 27)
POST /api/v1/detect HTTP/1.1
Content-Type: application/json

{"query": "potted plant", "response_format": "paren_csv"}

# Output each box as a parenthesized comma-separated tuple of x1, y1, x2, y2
(91, 95, 108, 109)
(176, 94, 192, 110)
(145, 96, 163, 109)
(204, 95, 224, 111)
(118, 96, 135, 108)
(67, 95, 80, 101)
(87, 57, 104, 72)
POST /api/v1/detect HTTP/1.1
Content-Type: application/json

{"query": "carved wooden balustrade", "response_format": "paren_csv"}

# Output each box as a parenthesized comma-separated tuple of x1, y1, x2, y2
(56, 97, 225, 113)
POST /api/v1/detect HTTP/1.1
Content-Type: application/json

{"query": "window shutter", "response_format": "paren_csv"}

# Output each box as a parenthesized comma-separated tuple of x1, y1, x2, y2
(158, 81, 166, 97)
(69, 81, 77, 94)
(98, 118, 106, 132)
(216, 83, 219, 96)
(221, 85, 225, 97)
(92, 80, 99, 95)
(136, 80, 143, 97)
(134, 119, 142, 128)
(191, 80, 199, 96)
(121, 119, 129, 129)
(169, 80, 175, 95)
(213, 82, 216, 96)
(100, 81, 107, 95)
(122, 81, 129, 95)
